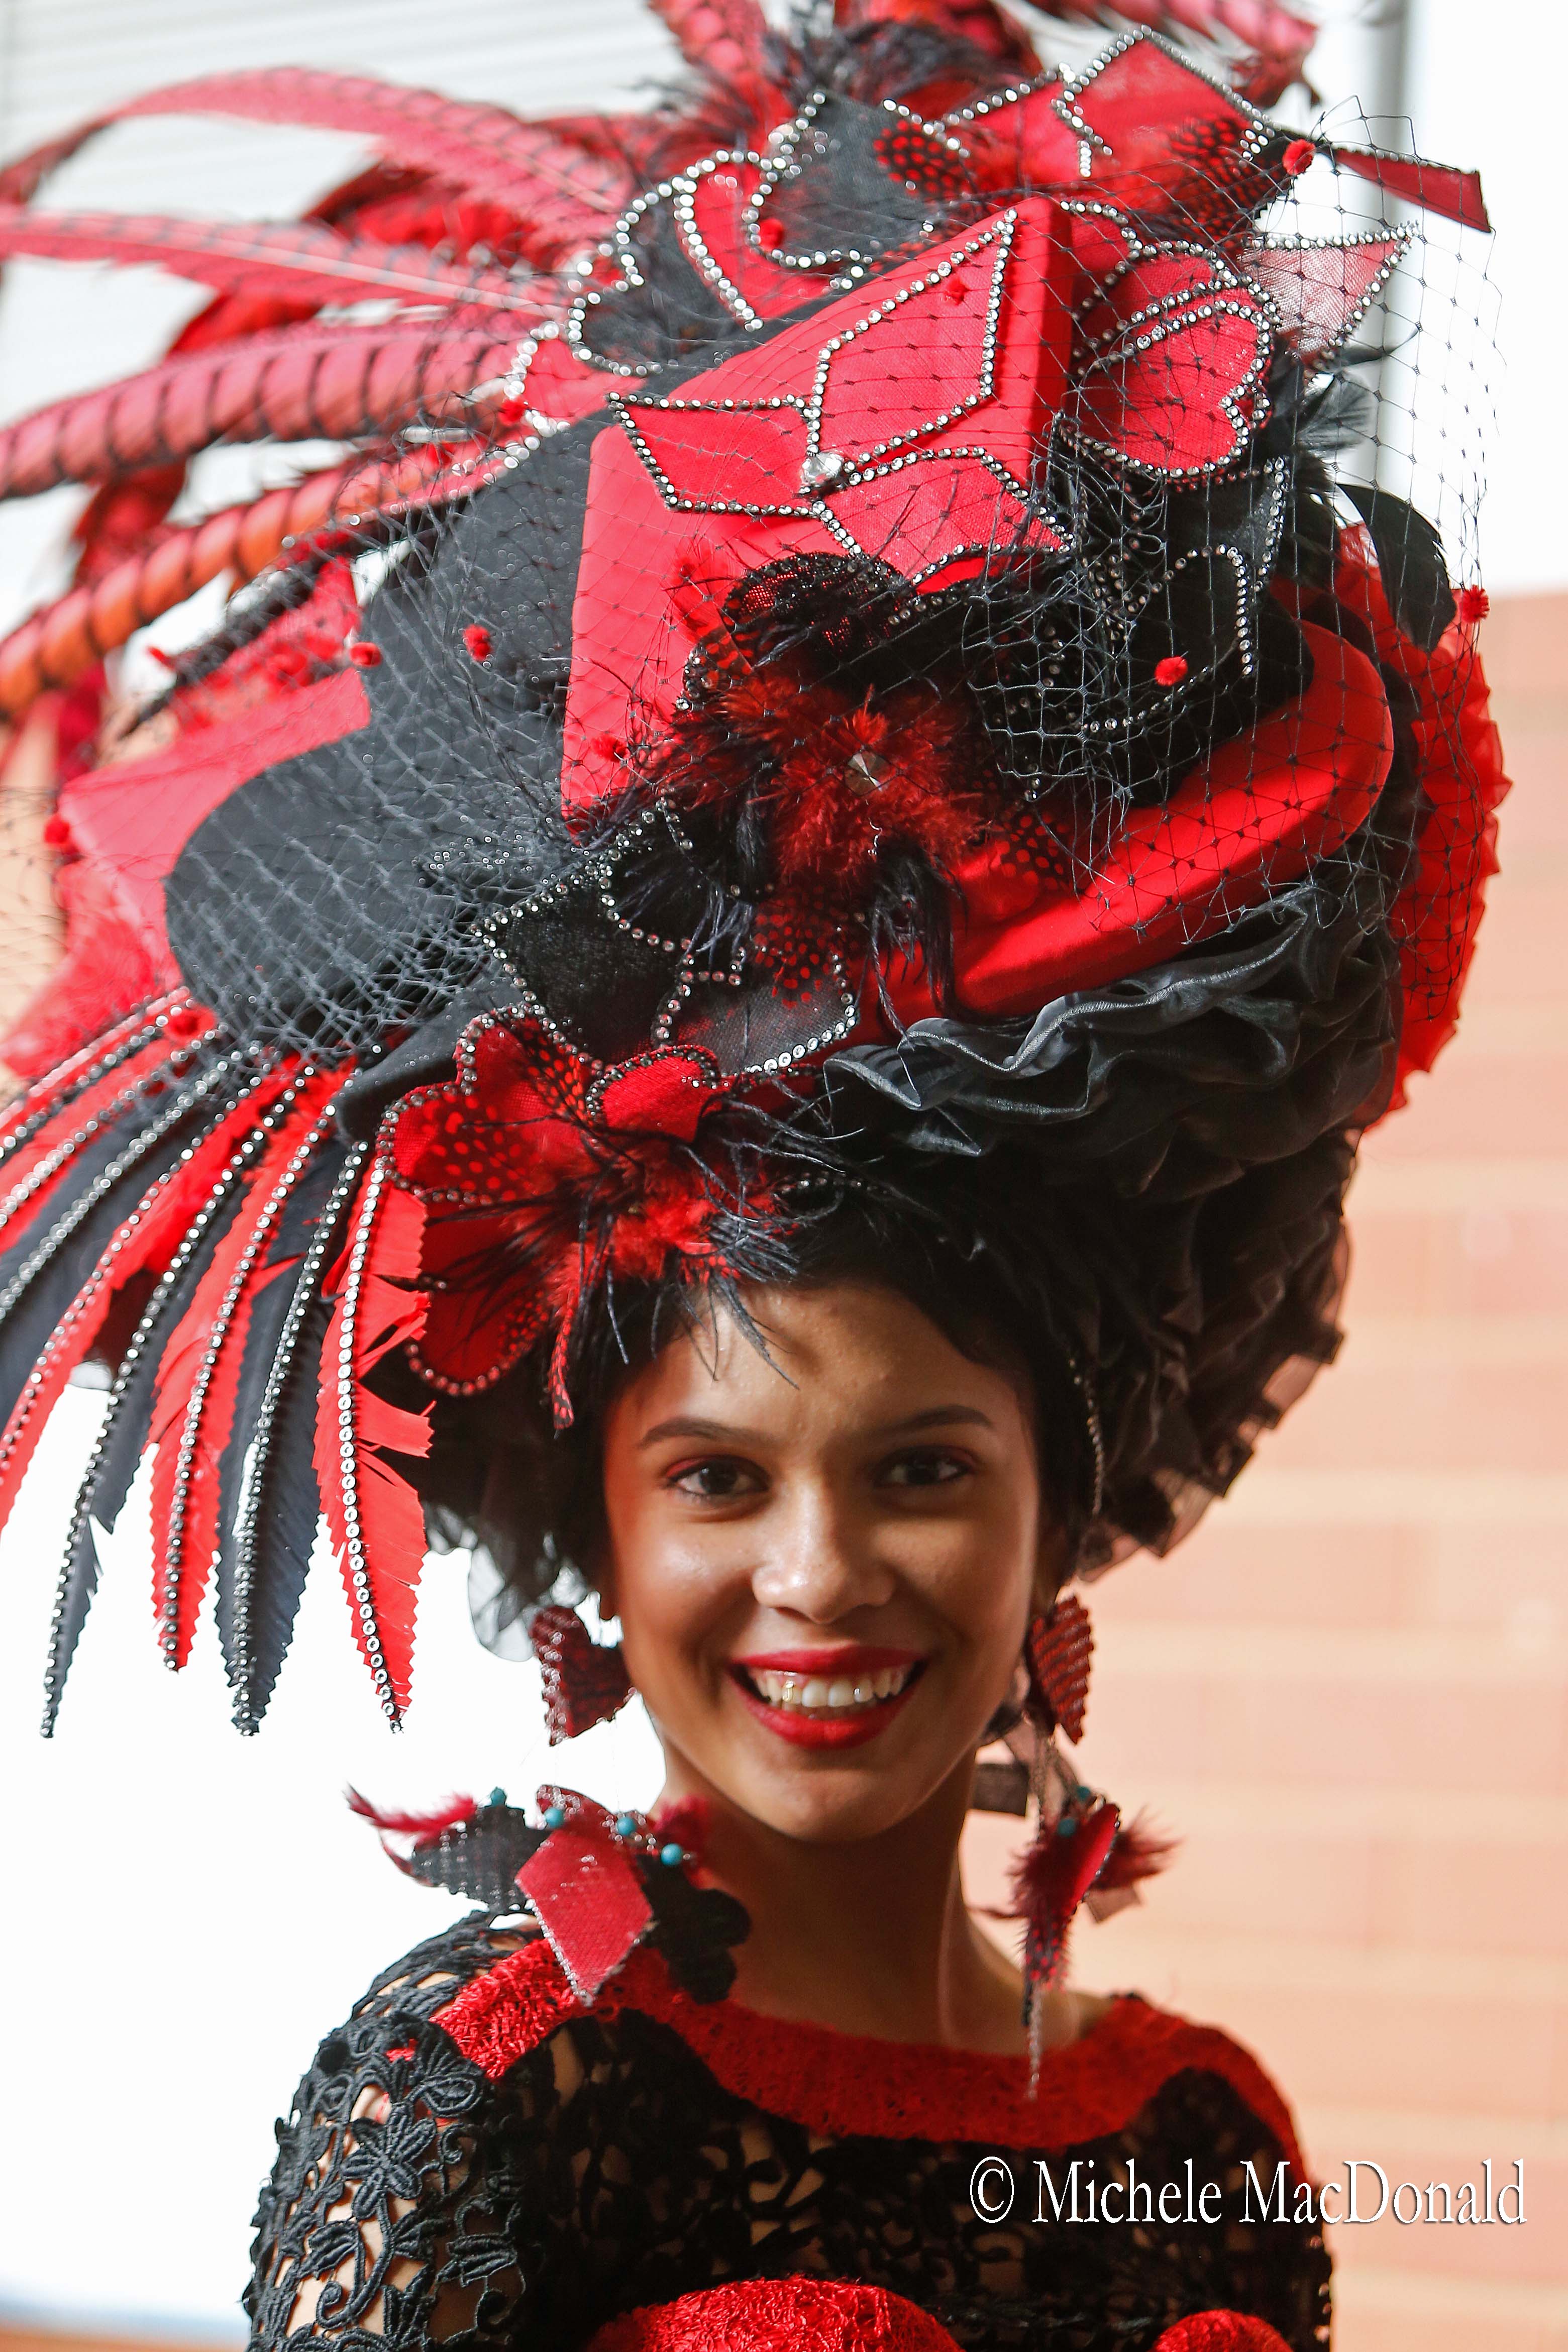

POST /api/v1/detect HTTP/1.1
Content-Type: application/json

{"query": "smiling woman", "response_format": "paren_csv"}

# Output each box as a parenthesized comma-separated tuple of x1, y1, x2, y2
(0, 0, 1508, 2345)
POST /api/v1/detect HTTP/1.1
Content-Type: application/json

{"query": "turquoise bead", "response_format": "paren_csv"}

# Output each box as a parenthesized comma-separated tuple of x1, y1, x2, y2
(542, 1803, 565, 1829)
(1056, 1815, 1078, 1837)
(615, 1813, 638, 1838)
(659, 1843, 684, 1868)
(488, 1787, 507, 1808)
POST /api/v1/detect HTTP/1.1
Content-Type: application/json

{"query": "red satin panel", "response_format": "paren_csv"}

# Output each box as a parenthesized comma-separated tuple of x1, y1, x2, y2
(887, 621, 1393, 1024)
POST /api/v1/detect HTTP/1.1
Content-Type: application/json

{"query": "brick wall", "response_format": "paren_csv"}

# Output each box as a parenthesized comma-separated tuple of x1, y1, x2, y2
(968, 592, 1568, 2349)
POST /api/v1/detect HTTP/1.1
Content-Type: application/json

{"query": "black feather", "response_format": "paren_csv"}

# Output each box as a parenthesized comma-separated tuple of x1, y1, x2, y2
(221, 1142, 362, 1728)
(0, 1066, 249, 1436)
(1340, 481, 1456, 652)
(41, 1186, 245, 1733)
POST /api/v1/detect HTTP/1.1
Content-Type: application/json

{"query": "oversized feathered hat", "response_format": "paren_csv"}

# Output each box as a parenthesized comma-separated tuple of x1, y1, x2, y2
(0, 0, 1506, 1733)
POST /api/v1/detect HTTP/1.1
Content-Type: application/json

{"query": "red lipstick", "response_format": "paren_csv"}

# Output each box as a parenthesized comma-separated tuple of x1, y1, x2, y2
(731, 1644, 921, 1673)
(727, 1645, 926, 1750)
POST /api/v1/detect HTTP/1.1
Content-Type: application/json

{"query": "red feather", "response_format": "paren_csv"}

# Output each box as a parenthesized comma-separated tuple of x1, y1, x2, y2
(346, 1786, 478, 1838)
(1093, 1809, 1178, 1893)
(0, 1064, 293, 1528)
(0, 439, 489, 719)
(647, 0, 785, 119)
(0, 70, 630, 266)
(0, 313, 542, 499)
(147, 1072, 345, 1668)
(314, 1160, 433, 1721)
(0, 208, 526, 314)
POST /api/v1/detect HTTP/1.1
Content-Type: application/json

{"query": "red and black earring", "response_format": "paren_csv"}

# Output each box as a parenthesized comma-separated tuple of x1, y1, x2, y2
(530, 1603, 635, 1744)
(997, 1592, 1172, 2087)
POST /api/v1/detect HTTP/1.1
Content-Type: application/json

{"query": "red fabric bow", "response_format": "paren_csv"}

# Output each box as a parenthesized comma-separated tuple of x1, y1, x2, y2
(384, 1014, 734, 1414)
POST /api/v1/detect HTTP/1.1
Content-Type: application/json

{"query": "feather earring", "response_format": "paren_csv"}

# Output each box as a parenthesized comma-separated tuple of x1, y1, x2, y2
(1000, 1593, 1174, 2091)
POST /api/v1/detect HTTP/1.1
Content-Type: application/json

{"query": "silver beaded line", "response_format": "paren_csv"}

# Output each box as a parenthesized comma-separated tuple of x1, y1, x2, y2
(1065, 1353, 1107, 1524)
(334, 1157, 401, 1723)
(229, 1139, 370, 1732)
(40, 1124, 266, 1735)
(157, 1071, 326, 1669)
(0, 997, 181, 1177)
(0, 1018, 211, 1246)
(612, 211, 1018, 526)
(0, 1054, 262, 1492)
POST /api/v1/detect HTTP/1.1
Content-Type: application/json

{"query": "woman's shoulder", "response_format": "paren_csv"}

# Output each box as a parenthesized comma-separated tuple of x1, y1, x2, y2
(1088, 1991, 1308, 2179)
(419, 1937, 1307, 2178)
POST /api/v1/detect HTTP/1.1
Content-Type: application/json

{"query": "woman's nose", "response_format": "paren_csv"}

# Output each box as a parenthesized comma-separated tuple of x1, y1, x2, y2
(748, 1482, 896, 1622)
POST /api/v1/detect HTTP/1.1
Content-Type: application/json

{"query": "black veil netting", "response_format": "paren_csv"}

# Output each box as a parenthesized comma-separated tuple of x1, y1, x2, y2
(0, 0, 1506, 1729)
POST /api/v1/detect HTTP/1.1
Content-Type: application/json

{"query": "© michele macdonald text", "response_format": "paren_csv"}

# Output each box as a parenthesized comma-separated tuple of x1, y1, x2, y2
(968, 2157, 1527, 2227)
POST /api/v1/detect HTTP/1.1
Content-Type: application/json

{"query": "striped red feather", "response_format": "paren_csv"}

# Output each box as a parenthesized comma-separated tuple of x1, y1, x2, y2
(0, 69, 631, 266)
(0, 311, 543, 499)
(0, 208, 526, 314)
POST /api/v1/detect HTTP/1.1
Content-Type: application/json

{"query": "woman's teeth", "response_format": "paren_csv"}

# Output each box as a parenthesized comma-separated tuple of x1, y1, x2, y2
(746, 1665, 914, 1711)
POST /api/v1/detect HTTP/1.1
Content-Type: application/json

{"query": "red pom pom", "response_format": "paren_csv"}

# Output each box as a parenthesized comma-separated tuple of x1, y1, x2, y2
(1154, 2316, 1294, 2352)
(1281, 138, 1317, 178)
(348, 641, 382, 668)
(1154, 654, 1189, 687)
(42, 815, 71, 849)
(164, 1004, 204, 1040)
(462, 624, 494, 664)
(1457, 584, 1491, 624)
(757, 217, 785, 252)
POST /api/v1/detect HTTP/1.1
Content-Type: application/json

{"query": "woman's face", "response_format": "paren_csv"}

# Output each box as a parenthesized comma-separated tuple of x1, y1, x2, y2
(598, 1281, 1059, 1844)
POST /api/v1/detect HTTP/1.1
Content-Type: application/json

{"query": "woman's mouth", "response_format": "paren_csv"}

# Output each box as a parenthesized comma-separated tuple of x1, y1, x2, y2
(728, 1649, 926, 1749)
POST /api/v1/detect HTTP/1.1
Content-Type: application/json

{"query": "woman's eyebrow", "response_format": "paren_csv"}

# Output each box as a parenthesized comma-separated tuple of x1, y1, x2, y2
(638, 1415, 770, 1449)
(874, 1404, 995, 1437)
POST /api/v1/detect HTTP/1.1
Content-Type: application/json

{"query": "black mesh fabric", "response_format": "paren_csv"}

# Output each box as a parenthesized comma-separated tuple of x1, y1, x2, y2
(246, 1919, 1331, 2352)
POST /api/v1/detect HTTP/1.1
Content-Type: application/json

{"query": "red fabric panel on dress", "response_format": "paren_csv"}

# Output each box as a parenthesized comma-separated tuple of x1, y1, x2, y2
(515, 1827, 655, 2003)
(434, 1934, 1309, 2179)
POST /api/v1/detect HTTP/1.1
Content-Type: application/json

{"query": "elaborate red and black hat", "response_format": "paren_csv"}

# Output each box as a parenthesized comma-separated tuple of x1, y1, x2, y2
(0, 0, 1506, 1733)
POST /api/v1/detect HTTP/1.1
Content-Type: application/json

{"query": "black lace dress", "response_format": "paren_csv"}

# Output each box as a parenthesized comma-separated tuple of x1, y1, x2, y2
(245, 1914, 1330, 2351)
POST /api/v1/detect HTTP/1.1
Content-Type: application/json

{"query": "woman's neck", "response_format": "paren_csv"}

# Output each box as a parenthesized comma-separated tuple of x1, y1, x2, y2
(657, 1754, 1082, 2057)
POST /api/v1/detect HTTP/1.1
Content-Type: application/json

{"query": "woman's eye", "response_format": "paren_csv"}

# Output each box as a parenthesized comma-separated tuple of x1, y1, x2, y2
(881, 1449, 969, 1489)
(667, 1458, 763, 1499)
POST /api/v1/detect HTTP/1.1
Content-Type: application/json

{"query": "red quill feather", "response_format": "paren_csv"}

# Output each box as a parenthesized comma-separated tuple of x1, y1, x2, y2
(0, 70, 630, 266)
(313, 1160, 433, 1720)
(647, 0, 784, 117)
(0, 209, 526, 314)
(0, 439, 487, 718)
(0, 313, 541, 500)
